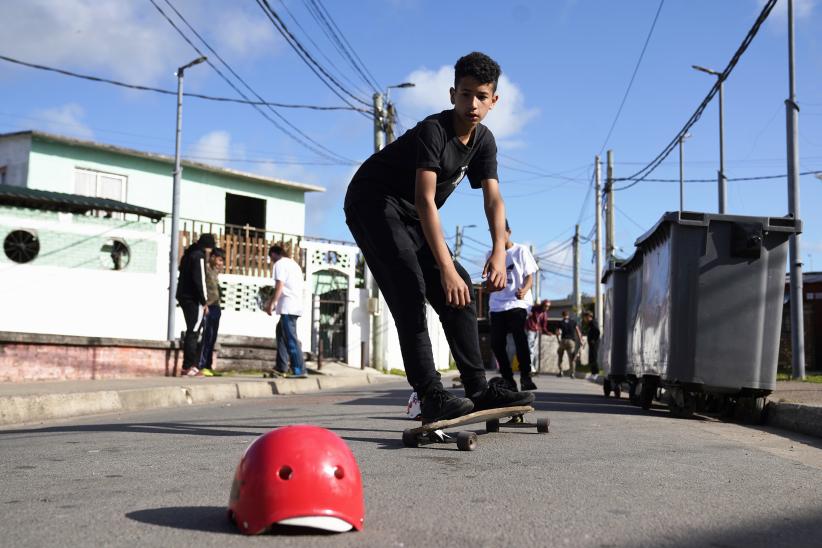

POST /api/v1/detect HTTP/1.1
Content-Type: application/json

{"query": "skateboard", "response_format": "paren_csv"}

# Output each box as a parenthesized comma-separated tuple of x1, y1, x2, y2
(401, 405, 549, 451)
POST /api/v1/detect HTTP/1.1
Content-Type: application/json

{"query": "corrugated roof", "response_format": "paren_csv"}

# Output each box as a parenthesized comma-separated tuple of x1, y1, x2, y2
(1, 130, 326, 194)
(0, 184, 166, 220)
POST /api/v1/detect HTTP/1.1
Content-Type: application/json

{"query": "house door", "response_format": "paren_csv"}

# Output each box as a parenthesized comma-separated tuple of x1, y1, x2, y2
(313, 270, 348, 361)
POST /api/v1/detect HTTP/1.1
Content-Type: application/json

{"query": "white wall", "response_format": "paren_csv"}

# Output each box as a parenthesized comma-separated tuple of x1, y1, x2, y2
(25, 138, 308, 236)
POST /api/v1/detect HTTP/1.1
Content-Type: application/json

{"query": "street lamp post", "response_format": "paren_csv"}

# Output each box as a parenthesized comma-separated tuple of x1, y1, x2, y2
(167, 56, 207, 342)
(692, 64, 726, 214)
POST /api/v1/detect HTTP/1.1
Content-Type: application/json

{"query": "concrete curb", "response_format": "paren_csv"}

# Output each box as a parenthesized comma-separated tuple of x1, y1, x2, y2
(765, 401, 822, 439)
(0, 375, 397, 427)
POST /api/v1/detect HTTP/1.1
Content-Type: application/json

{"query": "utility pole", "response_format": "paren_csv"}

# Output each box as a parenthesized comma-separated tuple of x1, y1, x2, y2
(786, 0, 806, 379)
(385, 102, 397, 144)
(573, 224, 580, 316)
(605, 150, 615, 263)
(594, 155, 603, 329)
(368, 92, 387, 370)
(454, 225, 463, 260)
(530, 244, 540, 304)
(166, 55, 207, 342)
(679, 135, 685, 213)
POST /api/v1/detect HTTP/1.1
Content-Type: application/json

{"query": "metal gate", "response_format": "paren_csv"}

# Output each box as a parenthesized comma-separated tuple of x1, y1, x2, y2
(313, 270, 348, 361)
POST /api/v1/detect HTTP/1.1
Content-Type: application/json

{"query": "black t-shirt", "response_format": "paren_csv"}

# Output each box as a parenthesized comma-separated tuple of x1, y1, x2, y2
(345, 109, 498, 217)
(559, 318, 578, 340)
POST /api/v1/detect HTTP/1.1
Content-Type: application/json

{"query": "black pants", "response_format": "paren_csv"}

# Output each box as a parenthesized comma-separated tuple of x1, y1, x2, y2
(588, 339, 600, 375)
(344, 196, 487, 397)
(179, 299, 201, 369)
(198, 305, 221, 369)
(490, 308, 532, 380)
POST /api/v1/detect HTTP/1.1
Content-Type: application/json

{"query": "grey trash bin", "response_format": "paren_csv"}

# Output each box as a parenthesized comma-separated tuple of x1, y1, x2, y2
(600, 256, 642, 401)
(631, 211, 801, 420)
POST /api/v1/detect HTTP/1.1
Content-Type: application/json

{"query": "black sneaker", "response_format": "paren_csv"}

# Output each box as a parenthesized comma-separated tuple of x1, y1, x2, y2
(420, 387, 474, 423)
(520, 377, 538, 391)
(489, 376, 518, 392)
(470, 381, 534, 412)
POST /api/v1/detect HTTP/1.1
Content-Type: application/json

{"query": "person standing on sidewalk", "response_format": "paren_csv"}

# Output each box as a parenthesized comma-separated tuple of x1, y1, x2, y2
(525, 299, 550, 374)
(196, 248, 225, 377)
(176, 233, 215, 376)
(582, 310, 600, 378)
(556, 309, 583, 378)
(486, 220, 539, 391)
(265, 245, 307, 378)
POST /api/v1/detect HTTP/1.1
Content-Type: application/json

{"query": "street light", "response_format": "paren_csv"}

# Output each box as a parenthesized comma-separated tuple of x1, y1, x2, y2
(167, 55, 207, 342)
(678, 132, 691, 213)
(692, 64, 727, 214)
(382, 82, 416, 146)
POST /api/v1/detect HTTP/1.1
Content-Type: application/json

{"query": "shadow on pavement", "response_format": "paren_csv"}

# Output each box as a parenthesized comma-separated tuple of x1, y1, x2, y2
(126, 506, 341, 537)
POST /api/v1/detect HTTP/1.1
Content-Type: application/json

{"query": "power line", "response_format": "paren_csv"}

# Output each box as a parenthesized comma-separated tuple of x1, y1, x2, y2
(616, 169, 821, 185)
(612, 0, 778, 191)
(256, 0, 371, 107)
(150, 0, 356, 165)
(274, 0, 372, 98)
(598, 0, 665, 155)
(0, 54, 368, 112)
(304, 0, 382, 93)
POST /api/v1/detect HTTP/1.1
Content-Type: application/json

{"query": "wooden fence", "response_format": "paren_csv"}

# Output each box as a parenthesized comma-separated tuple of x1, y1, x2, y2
(176, 220, 304, 278)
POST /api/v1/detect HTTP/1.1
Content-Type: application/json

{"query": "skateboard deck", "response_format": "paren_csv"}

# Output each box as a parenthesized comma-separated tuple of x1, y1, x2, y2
(401, 405, 549, 451)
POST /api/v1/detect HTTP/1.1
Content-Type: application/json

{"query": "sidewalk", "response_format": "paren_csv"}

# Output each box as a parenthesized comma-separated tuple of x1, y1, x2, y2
(0, 361, 396, 427)
(581, 373, 822, 439)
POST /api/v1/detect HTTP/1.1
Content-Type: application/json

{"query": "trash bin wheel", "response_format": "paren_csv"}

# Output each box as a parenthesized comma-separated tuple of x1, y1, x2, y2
(486, 419, 500, 433)
(628, 381, 640, 405)
(537, 418, 550, 433)
(402, 430, 419, 448)
(734, 396, 767, 424)
(456, 431, 478, 451)
(613, 385, 622, 399)
(668, 390, 696, 419)
(640, 380, 656, 410)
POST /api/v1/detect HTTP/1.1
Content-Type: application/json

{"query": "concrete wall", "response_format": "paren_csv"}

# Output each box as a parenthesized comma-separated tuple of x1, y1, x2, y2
(0, 133, 31, 186)
(26, 137, 307, 235)
(0, 206, 169, 340)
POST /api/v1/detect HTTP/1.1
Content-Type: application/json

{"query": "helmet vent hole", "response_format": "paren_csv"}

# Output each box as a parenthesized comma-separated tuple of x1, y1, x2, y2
(334, 466, 345, 479)
(279, 466, 293, 480)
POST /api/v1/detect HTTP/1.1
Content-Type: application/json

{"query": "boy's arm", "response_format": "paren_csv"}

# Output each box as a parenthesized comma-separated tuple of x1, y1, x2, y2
(415, 168, 471, 308)
(516, 274, 533, 300)
(481, 178, 507, 291)
(265, 280, 284, 316)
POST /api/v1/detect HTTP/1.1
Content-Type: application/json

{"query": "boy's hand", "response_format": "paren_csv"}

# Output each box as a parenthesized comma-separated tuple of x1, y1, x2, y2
(482, 250, 506, 292)
(515, 288, 527, 299)
(441, 267, 471, 308)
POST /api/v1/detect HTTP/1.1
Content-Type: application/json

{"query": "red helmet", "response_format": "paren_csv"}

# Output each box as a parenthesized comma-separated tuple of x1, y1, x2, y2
(228, 425, 364, 534)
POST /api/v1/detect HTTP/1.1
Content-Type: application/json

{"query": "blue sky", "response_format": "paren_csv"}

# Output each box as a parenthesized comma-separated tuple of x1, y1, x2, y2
(1, 0, 820, 299)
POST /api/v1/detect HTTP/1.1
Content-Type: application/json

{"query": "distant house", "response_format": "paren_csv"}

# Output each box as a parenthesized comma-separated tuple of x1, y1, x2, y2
(781, 272, 822, 372)
(0, 130, 452, 380)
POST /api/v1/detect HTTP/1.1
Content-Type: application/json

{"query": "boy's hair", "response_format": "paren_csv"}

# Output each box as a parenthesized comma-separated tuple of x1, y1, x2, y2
(211, 248, 225, 260)
(454, 52, 501, 91)
(269, 244, 290, 258)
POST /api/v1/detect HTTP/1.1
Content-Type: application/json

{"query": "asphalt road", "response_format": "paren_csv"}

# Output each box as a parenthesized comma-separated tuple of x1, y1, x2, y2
(2, 375, 822, 548)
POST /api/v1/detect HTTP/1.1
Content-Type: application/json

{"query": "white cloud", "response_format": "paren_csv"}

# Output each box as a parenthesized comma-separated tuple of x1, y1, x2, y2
(31, 103, 94, 140)
(186, 130, 237, 166)
(396, 65, 539, 142)
(0, 0, 278, 84)
(761, 0, 816, 24)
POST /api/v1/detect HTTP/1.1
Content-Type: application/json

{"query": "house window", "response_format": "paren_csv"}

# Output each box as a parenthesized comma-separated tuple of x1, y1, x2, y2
(74, 168, 127, 202)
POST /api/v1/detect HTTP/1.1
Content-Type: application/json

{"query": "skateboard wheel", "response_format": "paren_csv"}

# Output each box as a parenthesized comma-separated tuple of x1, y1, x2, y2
(402, 430, 419, 448)
(537, 418, 550, 433)
(456, 431, 477, 451)
(486, 419, 500, 433)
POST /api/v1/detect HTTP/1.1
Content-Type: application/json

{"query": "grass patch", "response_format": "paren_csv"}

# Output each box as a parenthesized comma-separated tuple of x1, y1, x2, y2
(777, 372, 822, 383)
(387, 368, 407, 377)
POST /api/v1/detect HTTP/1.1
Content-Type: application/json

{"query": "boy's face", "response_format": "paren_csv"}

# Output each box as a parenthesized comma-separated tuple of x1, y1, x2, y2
(450, 76, 498, 127)
(213, 256, 225, 272)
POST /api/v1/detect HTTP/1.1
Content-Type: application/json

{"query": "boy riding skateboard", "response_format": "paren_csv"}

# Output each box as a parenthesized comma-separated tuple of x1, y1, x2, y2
(344, 52, 534, 423)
